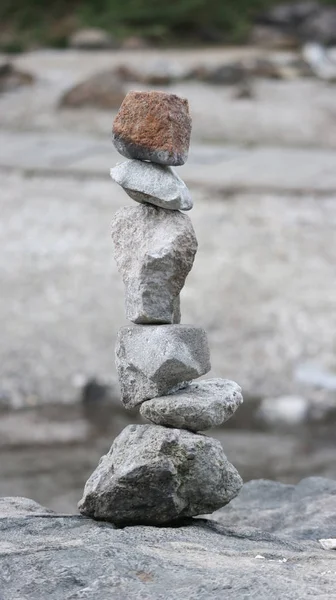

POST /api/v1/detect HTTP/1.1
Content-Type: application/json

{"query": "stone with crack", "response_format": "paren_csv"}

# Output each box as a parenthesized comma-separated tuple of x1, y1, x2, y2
(112, 90, 192, 165)
(111, 204, 197, 324)
(110, 159, 192, 211)
(140, 378, 243, 432)
(78, 423, 243, 525)
(115, 324, 211, 408)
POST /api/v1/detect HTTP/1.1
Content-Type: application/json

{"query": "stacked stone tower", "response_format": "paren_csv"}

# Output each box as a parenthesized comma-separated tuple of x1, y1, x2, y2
(79, 91, 243, 526)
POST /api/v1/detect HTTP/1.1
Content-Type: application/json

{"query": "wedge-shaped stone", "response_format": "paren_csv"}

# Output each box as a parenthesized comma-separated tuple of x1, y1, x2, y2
(110, 160, 192, 211)
(78, 424, 243, 525)
(111, 205, 197, 324)
(140, 378, 243, 432)
(112, 90, 191, 165)
(115, 325, 211, 408)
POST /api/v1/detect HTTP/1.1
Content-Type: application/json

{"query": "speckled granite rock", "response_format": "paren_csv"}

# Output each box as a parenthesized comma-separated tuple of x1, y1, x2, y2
(78, 424, 242, 525)
(110, 159, 193, 210)
(112, 91, 192, 165)
(115, 325, 211, 408)
(111, 204, 197, 324)
(140, 378, 243, 431)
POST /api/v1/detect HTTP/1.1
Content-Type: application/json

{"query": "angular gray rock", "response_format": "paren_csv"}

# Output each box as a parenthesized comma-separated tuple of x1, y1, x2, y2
(110, 159, 193, 211)
(115, 324, 211, 408)
(2, 478, 336, 600)
(78, 424, 242, 525)
(111, 205, 197, 324)
(140, 378, 243, 431)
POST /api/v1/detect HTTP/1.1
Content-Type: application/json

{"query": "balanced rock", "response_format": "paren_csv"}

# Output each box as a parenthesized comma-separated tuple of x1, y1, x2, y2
(78, 424, 243, 525)
(140, 378, 243, 432)
(115, 325, 211, 408)
(111, 204, 197, 324)
(110, 159, 192, 211)
(112, 90, 192, 166)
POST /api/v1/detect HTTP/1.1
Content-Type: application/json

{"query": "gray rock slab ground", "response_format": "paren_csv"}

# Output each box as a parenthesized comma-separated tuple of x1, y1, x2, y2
(110, 159, 193, 210)
(1, 477, 336, 600)
(79, 424, 242, 525)
(140, 378, 243, 431)
(111, 204, 197, 324)
(115, 325, 211, 408)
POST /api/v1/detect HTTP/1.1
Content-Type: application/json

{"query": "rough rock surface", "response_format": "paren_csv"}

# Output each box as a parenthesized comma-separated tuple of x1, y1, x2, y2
(115, 325, 211, 408)
(60, 71, 125, 109)
(1, 477, 336, 600)
(112, 91, 192, 166)
(111, 204, 197, 324)
(78, 424, 242, 525)
(110, 159, 193, 211)
(140, 378, 243, 431)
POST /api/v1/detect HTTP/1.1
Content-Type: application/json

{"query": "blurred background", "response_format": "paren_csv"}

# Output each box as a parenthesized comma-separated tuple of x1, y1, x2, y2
(0, 0, 335, 512)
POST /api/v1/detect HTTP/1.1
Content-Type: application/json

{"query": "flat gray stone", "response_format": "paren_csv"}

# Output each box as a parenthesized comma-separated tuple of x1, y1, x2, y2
(140, 378, 243, 431)
(111, 204, 197, 324)
(115, 325, 211, 408)
(110, 159, 193, 210)
(78, 423, 242, 525)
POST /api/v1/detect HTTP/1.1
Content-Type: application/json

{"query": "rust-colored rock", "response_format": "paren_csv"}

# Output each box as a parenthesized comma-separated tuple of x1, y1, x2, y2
(112, 91, 192, 166)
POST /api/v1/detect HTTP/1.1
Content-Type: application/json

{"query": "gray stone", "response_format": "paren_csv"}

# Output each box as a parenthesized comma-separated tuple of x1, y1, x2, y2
(110, 159, 193, 211)
(115, 325, 211, 408)
(78, 423, 242, 525)
(140, 378, 243, 431)
(111, 204, 197, 324)
(2, 477, 336, 599)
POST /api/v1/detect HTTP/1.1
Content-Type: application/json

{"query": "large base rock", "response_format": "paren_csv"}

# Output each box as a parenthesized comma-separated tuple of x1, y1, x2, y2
(140, 378, 243, 431)
(78, 424, 242, 525)
(111, 204, 197, 324)
(115, 324, 211, 408)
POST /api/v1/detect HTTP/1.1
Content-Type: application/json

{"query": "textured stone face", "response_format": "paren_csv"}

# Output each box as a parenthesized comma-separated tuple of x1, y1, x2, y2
(78, 424, 243, 525)
(110, 159, 193, 211)
(115, 325, 211, 408)
(140, 378, 243, 432)
(112, 91, 192, 166)
(111, 205, 197, 324)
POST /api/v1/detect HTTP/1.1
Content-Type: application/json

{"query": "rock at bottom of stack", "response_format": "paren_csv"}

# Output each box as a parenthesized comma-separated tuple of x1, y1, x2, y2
(78, 424, 243, 526)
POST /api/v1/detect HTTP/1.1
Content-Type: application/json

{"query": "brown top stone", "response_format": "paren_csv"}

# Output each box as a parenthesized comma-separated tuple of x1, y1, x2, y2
(112, 90, 192, 166)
